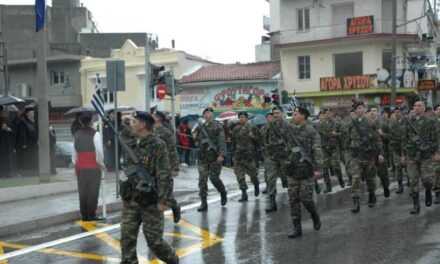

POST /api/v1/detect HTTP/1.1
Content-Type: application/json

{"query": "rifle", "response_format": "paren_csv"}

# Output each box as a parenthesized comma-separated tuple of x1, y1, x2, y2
(403, 117, 432, 159)
(288, 131, 313, 165)
(198, 121, 218, 153)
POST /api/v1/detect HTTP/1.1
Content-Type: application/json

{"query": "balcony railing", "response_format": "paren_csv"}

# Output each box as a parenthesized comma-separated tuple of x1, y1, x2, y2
(279, 18, 423, 45)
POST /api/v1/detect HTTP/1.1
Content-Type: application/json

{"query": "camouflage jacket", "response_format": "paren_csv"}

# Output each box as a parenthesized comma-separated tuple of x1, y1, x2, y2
(317, 119, 341, 151)
(388, 117, 406, 154)
(404, 114, 438, 160)
(124, 134, 171, 201)
(346, 116, 383, 159)
(154, 125, 179, 174)
(193, 120, 226, 163)
(231, 122, 259, 159)
(288, 123, 323, 170)
(264, 119, 291, 160)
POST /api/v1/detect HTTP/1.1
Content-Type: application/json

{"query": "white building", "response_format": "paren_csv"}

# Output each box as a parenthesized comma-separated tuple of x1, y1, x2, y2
(269, 0, 439, 110)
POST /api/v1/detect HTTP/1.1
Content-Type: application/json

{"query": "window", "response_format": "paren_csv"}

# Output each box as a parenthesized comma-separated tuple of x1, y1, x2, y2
(51, 71, 68, 86)
(297, 8, 310, 32)
(382, 50, 392, 72)
(98, 89, 114, 104)
(298, 56, 311, 80)
(334, 52, 363, 77)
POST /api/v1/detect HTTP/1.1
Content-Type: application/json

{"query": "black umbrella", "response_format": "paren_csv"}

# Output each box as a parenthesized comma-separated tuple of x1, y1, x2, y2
(64, 106, 96, 117)
(0, 95, 25, 106)
(105, 106, 135, 113)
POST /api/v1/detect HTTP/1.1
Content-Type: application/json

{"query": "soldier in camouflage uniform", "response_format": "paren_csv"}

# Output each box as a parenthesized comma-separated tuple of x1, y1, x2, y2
(119, 112, 178, 264)
(260, 113, 274, 194)
(389, 107, 406, 194)
(404, 101, 440, 214)
(231, 111, 260, 202)
(264, 106, 291, 213)
(286, 107, 323, 239)
(153, 111, 181, 223)
(433, 105, 440, 204)
(317, 108, 345, 193)
(346, 102, 384, 213)
(193, 107, 228, 212)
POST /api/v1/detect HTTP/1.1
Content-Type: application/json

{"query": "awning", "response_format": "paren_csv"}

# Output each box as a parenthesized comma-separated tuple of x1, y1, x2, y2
(291, 88, 417, 98)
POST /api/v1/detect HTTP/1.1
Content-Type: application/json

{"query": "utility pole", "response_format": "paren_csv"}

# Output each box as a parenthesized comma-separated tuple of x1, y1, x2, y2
(36, 6, 51, 182)
(1, 5, 9, 96)
(144, 33, 151, 111)
(170, 70, 176, 134)
(391, 0, 397, 107)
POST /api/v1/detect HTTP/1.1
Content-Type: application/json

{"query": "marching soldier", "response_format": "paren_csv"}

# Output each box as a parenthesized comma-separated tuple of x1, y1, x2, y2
(346, 101, 384, 213)
(264, 106, 290, 213)
(286, 107, 323, 238)
(389, 107, 406, 194)
(119, 112, 179, 264)
(231, 111, 260, 202)
(404, 101, 439, 214)
(260, 112, 274, 194)
(153, 111, 181, 223)
(193, 107, 228, 212)
(317, 108, 345, 193)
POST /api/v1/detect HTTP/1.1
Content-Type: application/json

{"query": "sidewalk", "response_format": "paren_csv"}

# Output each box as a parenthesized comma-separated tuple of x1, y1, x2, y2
(0, 166, 238, 238)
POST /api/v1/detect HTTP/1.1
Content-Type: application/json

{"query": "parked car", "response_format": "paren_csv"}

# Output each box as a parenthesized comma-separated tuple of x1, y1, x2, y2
(55, 141, 74, 168)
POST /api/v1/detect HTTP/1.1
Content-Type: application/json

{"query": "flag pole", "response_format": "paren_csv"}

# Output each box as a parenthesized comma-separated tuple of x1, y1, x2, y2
(96, 74, 107, 219)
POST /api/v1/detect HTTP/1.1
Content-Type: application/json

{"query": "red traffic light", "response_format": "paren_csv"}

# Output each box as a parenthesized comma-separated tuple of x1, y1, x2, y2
(157, 84, 167, 100)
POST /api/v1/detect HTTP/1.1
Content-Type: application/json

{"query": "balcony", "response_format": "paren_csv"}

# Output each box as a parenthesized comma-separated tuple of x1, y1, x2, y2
(279, 18, 423, 46)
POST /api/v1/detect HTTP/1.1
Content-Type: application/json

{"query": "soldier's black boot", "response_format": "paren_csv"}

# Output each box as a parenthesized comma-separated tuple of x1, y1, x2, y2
(396, 180, 404, 194)
(323, 172, 332, 193)
(434, 192, 440, 204)
(197, 198, 208, 212)
(254, 183, 260, 197)
(336, 170, 345, 188)
(410, 193, 420, 215)
(172, 205, 181, 223)
(314, 180, 321, 194)
(425, 186, 433, 207)
(238, 189, 248, 202)
(265, 195, 277, 213)
(262, 187, 268, 194)
(304, 203, 321, 231)
(288, 219, 302, 239)
(351, 197, 360, 214)
(383, 187, 390, 198)
(220, 191, 228, 206)
(368, 192, 377, 208)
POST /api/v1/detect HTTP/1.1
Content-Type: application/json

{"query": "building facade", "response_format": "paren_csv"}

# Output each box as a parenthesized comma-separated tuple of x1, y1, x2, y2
(271, 0, 439, 112)
(80, 40, 217, 112)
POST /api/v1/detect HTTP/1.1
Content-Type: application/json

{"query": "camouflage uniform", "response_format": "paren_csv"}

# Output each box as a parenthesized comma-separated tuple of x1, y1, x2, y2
(404, 114, 438, 213)
(317, 118, 344, 192)
(193, 120, 227, 201)
(154, 125, 179, 209)
(371, 118, 391, 196)
(231, 122, 260, 191)
(120, 134, 178, 264)
(341, 116, 354, 186)
(286, 122, 323, 222)
(263, 118, 291, 212)
(389, 116, 406, 192)
(346, 116, 382, 211)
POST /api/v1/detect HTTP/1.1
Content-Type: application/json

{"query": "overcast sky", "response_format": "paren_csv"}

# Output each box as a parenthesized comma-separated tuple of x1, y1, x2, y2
(0, 0, 269, 63)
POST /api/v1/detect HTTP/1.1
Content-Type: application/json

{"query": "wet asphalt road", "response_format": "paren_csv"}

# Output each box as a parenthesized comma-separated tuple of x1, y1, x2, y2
(2, 183, 440, 264)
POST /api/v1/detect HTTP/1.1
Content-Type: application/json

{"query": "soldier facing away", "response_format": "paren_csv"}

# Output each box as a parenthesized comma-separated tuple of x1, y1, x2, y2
(231, 111, 260, 202)
(192, 107, 228, 212)
(119, 112, 179, 264)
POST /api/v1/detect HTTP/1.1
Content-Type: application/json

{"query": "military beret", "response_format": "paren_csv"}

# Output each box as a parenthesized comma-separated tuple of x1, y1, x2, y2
(265, 112, 273, 118)
(391, 106, 402, 112)
(272, 106, 283, 113)
(352, 101, 365, 110)
(238, 111, 248, 118)
(295, 106, 310, 118)
(133, 111, 155, 126)
(154, 111, 167, 122)
(203, 107, 214, 115)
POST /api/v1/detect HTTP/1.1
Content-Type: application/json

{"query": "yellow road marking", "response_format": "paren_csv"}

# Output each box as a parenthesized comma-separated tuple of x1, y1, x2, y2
(0, 242, 8, 264)
(77, 221, 121, 252)
(0, 241, 120, 263)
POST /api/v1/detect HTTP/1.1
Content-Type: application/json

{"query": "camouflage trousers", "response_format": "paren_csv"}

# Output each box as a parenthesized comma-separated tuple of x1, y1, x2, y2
(120, 200, 177, 264)
(376, 158, 390, 190)
(265, 158, 288, 198)
(233, 157, 259, 190)
(198, 161, 226, 199)
(433, 161, 440, 193)
(287, 177, 315, 221)
(166, 176, 178, 209)
(407, 158, 434, 194)
(347, 157, 377, 198)
(391, 150, 404, 182)
(323, 148, 342, 182)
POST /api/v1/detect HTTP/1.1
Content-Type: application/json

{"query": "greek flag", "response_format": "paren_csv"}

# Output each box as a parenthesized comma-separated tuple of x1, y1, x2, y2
(91, 75, 106, 120)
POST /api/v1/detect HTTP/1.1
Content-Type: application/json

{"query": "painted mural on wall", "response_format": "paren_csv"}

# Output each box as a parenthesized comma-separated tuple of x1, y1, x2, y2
(180, 83, 276, 115)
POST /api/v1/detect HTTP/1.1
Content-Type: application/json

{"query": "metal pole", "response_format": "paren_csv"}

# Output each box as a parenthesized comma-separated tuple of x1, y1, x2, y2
(170, 71, 176, 133)
(4, 45, 8, 96)
(391, 0, 398, 107)
(114, 91, 120, 198)
(36, 14, 51, 182)
(144, 33, 151, 111)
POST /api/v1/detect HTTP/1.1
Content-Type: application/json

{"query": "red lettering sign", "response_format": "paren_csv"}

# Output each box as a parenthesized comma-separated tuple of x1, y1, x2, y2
(320, 75, 375, 91)
(347, 16, 374, 36)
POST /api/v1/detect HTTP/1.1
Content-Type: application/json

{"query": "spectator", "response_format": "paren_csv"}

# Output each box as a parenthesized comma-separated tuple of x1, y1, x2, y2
(72, 113, 104, 221)
(178, 120, 192, 165)
(70, 113, 81, 136)
(16, 108, 38, 177)
(49, 125, 57, 175)
(0, 106, 15, 178)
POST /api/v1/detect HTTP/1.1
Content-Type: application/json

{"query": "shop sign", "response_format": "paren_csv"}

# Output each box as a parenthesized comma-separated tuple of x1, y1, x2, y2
(417, 80, 437, 91)
(347, 16, 374, 35)
(320, 75, 375, 91)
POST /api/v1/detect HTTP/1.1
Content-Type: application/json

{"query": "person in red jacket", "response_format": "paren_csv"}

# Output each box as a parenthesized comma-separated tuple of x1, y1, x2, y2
(178, 121, 192, 165)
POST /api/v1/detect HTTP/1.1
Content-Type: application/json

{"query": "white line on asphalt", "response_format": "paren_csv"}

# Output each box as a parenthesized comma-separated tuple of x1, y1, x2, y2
(0, 189, 245, 261)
